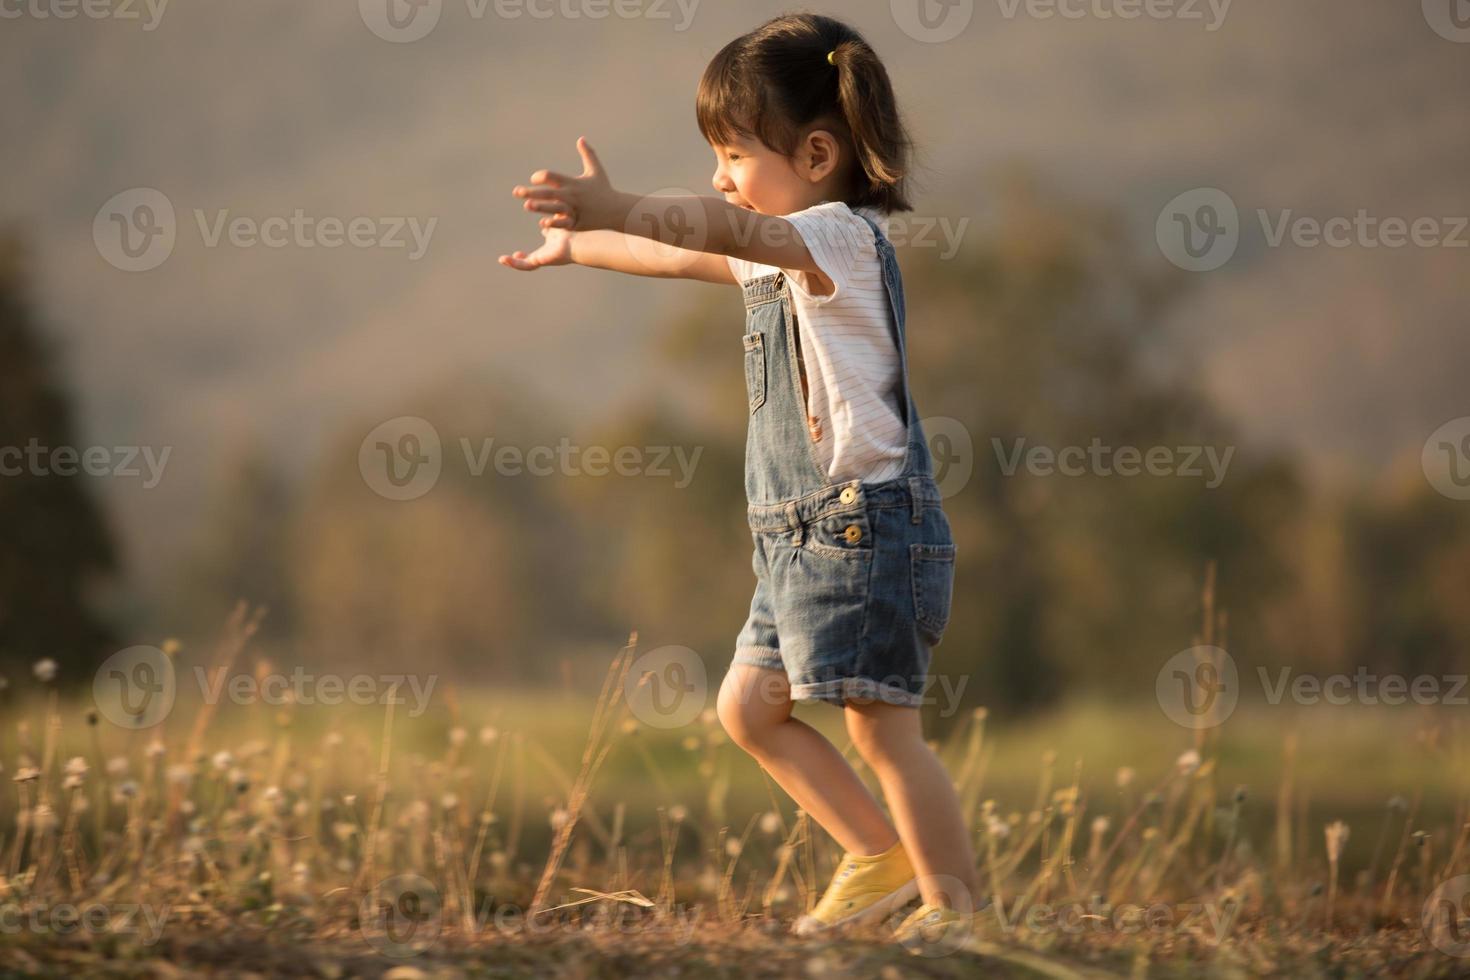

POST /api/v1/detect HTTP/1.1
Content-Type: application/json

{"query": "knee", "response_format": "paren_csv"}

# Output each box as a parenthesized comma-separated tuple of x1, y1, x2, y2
(845, 713, 911, 773)
(717, 672, 783, 754)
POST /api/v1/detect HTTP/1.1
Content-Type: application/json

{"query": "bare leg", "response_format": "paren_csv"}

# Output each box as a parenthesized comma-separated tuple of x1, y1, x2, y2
(717, 665, 898, 856)
(845, 700, 978, 909)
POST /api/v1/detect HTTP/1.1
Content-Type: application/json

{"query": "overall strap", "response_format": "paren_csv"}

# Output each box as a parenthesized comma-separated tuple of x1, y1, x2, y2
(853, 209, 931, 491)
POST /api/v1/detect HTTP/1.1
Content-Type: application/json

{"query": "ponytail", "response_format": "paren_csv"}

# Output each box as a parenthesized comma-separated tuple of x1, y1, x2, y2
(829, 38, 913, 212)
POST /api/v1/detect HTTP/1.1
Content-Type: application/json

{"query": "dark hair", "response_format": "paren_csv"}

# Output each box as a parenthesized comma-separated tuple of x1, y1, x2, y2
(696, 13, 914, 214)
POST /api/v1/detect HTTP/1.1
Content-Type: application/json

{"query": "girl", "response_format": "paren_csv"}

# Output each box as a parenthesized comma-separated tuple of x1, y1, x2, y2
(500, 13, 975, 943)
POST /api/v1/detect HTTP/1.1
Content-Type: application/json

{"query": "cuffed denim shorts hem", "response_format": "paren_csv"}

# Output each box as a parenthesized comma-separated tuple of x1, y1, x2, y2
(731, 646, 783, 672)
(791, 676, 923, 708)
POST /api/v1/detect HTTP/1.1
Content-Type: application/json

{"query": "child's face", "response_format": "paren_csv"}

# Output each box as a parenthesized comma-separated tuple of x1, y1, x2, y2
(709, 132, 833, 217)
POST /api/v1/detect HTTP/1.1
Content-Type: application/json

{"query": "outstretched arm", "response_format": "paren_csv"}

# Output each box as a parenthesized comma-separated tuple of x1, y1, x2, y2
(498, 221, 735, 283)
(510, 138, 833, 293)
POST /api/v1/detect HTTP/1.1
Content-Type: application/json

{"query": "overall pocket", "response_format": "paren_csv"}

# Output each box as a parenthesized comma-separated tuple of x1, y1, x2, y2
(910, 542, 956, 644)
(742, 331, 766, 413)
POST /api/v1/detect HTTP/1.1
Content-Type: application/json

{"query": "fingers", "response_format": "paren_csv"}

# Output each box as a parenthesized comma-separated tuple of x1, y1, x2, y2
(523, 199, 570, 215)
(497, 251, 541, 271)
(531, 169, 575, 187)
(576, 136, 603, 177)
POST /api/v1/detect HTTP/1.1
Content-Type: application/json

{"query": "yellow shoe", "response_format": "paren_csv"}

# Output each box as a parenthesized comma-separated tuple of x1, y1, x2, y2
(891, 902, 976, 951)
(791, 839, 918, 936)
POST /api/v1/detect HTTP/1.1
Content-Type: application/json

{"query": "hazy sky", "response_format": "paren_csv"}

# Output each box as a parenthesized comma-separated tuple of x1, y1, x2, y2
(3, 0, 1468, 583)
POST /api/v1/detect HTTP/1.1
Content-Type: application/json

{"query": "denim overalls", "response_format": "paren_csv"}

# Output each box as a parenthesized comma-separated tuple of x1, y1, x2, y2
(731, 211, 956, 708)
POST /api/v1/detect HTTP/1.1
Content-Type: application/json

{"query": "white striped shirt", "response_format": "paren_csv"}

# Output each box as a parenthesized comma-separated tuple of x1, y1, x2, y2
(728, 201, 908, 485)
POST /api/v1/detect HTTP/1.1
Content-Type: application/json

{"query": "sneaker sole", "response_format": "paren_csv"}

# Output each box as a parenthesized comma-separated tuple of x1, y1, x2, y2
(791, 878, 920, 936)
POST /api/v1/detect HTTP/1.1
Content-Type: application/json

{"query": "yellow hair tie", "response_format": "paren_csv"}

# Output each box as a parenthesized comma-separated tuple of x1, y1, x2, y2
(826, 50, 837, 65)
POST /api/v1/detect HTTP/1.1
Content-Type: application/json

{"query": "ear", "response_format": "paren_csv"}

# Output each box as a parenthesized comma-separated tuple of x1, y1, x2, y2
(798, 129, 842, 184)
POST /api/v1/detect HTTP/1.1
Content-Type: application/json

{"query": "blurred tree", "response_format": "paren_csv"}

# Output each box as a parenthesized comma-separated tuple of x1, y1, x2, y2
(0, 232, 117, 677)
(167, 439, 294, 642)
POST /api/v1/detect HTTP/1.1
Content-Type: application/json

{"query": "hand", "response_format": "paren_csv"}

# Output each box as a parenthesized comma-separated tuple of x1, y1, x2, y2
(511, 137, 623, 233)
(497, 218, 573, 271)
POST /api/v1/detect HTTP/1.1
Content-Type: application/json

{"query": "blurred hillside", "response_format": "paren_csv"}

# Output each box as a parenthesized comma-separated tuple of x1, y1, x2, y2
(9, 171, 1468, 717)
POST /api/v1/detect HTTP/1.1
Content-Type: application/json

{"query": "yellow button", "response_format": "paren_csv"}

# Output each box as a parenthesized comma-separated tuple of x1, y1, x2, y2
(839, 487, 857, 504)
(843, 524, 862, 544)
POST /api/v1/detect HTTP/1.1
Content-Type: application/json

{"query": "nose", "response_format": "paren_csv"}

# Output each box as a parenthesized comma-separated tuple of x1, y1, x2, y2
(711, 165, 735, 195)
